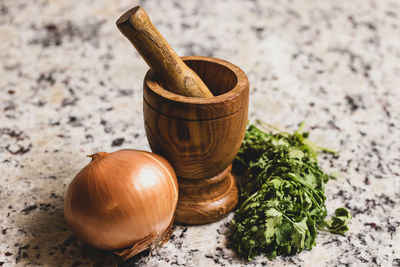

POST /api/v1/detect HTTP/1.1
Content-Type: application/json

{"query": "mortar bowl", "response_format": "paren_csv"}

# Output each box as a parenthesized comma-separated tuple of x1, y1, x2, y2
(143, 56, 249, 224)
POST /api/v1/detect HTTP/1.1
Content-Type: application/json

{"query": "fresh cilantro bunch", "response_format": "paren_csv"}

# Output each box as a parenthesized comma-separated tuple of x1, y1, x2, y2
(231, 123, 351, 260)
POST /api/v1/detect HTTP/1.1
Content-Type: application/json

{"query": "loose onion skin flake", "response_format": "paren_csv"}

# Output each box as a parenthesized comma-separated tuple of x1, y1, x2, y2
(64, 149, 178, 260)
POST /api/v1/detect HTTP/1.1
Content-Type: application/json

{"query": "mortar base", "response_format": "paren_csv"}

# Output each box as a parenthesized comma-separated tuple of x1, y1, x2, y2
(174, 165, 238, 225)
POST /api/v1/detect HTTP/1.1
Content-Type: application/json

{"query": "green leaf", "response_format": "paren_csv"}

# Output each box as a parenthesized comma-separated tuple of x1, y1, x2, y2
(289, 147, 304, 159)
(276, 218, 295, 246)
(319, 208, 352, 234)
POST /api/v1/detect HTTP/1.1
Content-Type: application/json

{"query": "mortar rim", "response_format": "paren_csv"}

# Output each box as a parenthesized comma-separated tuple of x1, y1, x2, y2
(143, 55, 248, 105)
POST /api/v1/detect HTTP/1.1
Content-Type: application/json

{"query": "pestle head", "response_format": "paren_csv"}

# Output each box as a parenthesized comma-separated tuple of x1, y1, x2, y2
(116, 6, 214, 98)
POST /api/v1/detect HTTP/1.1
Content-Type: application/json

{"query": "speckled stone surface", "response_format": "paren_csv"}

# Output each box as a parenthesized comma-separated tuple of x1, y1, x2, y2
(1, 0, 399, 266)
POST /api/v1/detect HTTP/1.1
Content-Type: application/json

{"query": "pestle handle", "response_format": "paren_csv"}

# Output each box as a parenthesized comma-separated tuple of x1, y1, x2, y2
(116, 6, 214, 98)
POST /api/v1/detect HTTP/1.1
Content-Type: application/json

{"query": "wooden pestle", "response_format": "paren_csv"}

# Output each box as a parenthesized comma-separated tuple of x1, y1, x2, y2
(116, 6, 214, 98)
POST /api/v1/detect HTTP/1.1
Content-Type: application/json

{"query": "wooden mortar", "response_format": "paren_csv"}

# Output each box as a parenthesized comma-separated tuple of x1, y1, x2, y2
(117, 6, 249, 224)
(143, 56, 249, 224)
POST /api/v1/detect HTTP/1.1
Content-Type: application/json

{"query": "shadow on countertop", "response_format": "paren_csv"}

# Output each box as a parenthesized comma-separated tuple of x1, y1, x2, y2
(16, 195, 153, 266)
(14, 193, 113, 266)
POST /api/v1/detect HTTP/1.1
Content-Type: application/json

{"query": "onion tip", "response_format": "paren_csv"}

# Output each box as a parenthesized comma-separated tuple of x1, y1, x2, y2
(87, 152, 109, 161)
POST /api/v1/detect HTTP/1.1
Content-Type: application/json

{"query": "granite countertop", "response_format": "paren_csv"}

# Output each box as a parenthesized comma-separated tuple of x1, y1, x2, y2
(1, 0, 399, 266)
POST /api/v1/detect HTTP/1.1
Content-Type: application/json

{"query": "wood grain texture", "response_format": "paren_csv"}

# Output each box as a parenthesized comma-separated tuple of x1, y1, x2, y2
(143, 56, 249, 224)
(174, 167, 239, 225)
(116, 6, 213, 98)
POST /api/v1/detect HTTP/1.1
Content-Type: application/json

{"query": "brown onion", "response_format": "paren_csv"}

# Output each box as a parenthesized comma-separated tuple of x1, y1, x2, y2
(64, 149, 178, 260)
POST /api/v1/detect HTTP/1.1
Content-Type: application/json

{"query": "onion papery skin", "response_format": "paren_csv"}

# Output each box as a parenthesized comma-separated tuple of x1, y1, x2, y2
(64, 149, 178, 257)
